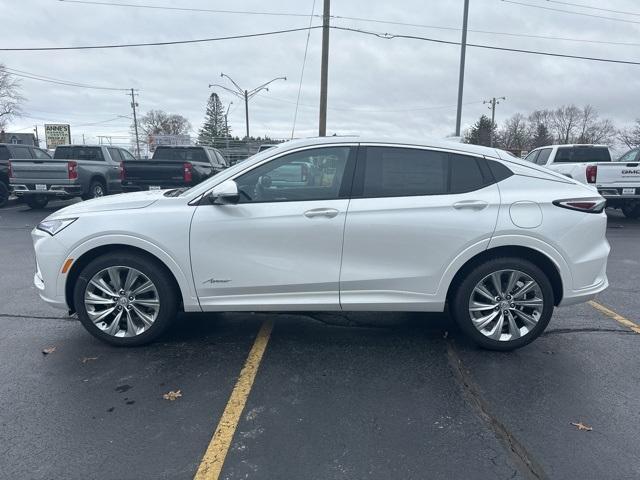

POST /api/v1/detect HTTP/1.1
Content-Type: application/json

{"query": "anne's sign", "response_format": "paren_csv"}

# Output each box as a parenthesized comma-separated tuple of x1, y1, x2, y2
(44, 124, 71, 150)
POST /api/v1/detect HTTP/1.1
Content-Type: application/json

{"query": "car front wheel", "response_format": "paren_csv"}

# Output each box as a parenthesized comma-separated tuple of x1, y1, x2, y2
(73, 251, 178, 346)
(451, 257, 554, 351)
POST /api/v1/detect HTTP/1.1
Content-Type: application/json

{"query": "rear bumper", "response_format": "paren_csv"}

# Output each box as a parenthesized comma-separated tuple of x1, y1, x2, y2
(122, 182, 188, 192)
(11, 184, 83, 197)
(558, 275, 608, 307)
(597, 188, 640, 199)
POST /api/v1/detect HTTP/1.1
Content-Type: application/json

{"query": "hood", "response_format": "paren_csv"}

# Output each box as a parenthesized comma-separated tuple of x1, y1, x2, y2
(53, 190, 165, 216)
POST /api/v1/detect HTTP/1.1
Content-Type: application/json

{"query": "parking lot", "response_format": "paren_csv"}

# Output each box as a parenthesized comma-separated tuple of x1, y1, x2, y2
(1, 200, 639, 480)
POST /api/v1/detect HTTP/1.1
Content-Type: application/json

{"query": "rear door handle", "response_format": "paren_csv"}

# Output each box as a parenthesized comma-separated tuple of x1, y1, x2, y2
(453, 200, 488, 210)
(304, 208, 339, 218)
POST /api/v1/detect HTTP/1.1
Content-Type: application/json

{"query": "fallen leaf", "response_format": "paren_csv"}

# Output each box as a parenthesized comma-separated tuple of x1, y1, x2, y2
(42, 346, 56, 355)
(81, 356, 98, 363)
(163, 389, 182, 401)
(571, 422, 593, 431)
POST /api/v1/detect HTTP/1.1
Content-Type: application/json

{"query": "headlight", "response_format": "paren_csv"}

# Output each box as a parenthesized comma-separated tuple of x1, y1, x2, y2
(36, 218, 78, 236)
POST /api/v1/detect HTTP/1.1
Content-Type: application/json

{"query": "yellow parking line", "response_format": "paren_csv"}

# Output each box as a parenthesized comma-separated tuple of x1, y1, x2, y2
(194, 319, 274, 480)
(588, 300, 640, 334)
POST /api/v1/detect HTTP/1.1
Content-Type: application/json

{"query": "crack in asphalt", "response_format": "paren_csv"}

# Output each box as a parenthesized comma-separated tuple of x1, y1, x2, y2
(447, 341, 548, 480)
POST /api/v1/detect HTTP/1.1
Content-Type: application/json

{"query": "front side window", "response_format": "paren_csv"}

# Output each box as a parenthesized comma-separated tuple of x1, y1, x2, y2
(536, 148, 552, 165)
(235, 146, 352, 203)
(120, 149, 136, 161)
(523, 150, 539, 163)
(619, 149, 639, 163)
(107, 148, 122, 162)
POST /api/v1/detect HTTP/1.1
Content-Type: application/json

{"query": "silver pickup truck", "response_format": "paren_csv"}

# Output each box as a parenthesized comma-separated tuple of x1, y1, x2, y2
(10, 144, 133, 209)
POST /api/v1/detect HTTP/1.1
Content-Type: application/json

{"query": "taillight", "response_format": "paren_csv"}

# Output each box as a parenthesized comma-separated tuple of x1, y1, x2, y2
(586, 164, 597, 184)
(553, 198, 605, 214)
(183, 162, 193, 183)
(8, 161, 13, 179)
(119, 161, 125, 181)
(68, 161, 78, 180)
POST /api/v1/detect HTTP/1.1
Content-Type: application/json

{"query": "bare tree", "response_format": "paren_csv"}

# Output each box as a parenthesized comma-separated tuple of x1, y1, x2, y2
(618, 120, 640, 148)
(551, 104, 582, 144)
(138, 110, 191, 137)
(497, 113, 529, 150)
(0, 64, 24, 130)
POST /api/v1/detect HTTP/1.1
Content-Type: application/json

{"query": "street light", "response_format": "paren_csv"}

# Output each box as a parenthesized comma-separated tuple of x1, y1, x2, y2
(209, 73, 286, 141)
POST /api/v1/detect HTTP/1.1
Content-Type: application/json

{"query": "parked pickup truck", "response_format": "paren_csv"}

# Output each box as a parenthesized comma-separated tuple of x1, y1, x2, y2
(0, 143, 53, 208)
(121, 145, 227, 192)
(9, 144, 130, 209)
(524, 144, 640, 218)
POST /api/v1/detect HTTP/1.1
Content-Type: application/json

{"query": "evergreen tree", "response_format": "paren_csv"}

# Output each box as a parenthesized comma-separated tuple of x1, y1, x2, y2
(197, 93, 229, 146)
(463, 115, 494, 147)
(530, 123, 553, 148)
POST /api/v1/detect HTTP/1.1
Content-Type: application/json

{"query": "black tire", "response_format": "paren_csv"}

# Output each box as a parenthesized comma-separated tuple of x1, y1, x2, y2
(450, 257, 554, 351)
(73, 251, 178, 346)
(621, 204, 640, 219)
(26, 195, 49, 209)
(0, 182, 9, 208)
(82, 179, 106, 200)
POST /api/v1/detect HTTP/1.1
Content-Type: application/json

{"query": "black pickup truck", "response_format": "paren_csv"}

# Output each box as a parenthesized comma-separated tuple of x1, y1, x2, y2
(0, 143, 52, 208)
(121, 146, 228, 192)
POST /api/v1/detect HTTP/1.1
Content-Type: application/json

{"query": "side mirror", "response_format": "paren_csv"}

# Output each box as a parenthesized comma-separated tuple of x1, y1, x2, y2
(207, 179, 239, 205)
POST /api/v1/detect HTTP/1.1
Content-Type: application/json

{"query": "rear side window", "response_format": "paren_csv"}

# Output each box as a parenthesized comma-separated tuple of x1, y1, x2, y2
(555, 147, 611, 163)
(523, 150, 539, 163)
(359, 147, 491, 198)
(536, 148, 552, 165)
(54, 146, 104, 161)
(0, 146, 10, 160)
(153, 147, 207, 162)
(33, 148, 51, 159)
(107, 148, 122, 162)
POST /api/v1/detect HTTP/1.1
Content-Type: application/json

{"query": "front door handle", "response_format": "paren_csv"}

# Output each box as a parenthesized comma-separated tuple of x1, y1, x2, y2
(304, 208, 339, 218)
(453, 200, 489, 210)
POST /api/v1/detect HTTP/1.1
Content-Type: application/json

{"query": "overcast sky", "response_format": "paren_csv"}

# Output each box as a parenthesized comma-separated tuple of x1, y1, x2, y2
(2, 0, 640, 147)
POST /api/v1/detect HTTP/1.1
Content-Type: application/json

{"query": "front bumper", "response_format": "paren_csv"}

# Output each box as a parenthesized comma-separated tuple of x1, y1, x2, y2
(12, 184, 83, 197)
(32, 228, 71, 310)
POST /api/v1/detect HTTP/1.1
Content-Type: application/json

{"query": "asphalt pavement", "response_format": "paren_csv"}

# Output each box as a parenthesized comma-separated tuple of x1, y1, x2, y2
(0, 200, 638, 480)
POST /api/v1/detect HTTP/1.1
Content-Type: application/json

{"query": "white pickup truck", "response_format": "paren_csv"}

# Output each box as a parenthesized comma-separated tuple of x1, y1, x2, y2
(524, 144, 640, 218)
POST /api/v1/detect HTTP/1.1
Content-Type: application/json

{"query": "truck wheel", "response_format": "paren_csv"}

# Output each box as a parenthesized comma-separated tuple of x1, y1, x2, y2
(73, 251, 178, 346)
(0, 182, 8, 208)
(83, 180, 106, 200)
(26, 195, 49, 209)
(621, 204, 640, 219)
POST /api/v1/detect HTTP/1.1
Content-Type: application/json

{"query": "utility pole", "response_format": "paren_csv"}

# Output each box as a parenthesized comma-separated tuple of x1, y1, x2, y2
(224, 101, 232, 151)
(210, 73, 286, 156)
(82, 133, 85, 144)
(130, 88, 141, 158)
(484, 96, 506, 147)
(34, 125, 39, 147)
(455, 0, 470, 137)
(319, 0, 330, 137)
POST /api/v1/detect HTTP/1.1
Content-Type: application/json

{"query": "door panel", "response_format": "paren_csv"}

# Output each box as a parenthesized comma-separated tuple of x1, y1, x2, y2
(189, 145, 356, 311)
(340, 146, 500, 310)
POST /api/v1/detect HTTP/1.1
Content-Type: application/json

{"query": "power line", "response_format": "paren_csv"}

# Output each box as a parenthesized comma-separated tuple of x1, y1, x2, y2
(539, 0, 640, 17)
(291, 0, 317, 140)
(4, 66, 130, 91)
(0, 26, 322, 51)
(331, 25, 640, 66)
(58, 0, 311, 17)
(501, 0, 640, 25)
(57, 0, 640, 48)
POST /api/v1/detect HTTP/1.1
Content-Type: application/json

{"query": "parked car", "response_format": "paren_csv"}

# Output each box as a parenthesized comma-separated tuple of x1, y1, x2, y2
(10, 144, 129, 209)
(121, 146, 227, 192)
(524, 144, 640, 218)
(31, 137, 609, 350)
(0, 143, 52, 208)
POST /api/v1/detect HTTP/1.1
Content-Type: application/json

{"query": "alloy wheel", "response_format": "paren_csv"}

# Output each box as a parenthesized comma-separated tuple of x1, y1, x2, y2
(84, 266, 160, 337)
(468, 269, 544, 342)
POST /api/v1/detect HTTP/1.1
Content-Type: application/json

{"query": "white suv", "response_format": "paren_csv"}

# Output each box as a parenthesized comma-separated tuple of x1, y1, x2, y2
(32, 137, 610, 350)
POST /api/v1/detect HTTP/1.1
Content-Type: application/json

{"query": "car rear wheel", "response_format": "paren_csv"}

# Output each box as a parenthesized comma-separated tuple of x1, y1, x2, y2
(451, 257, 554, 351)
(83, 180, 106, 200)
(26, 195, 49, 209)
(73, 251, 178, 346)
